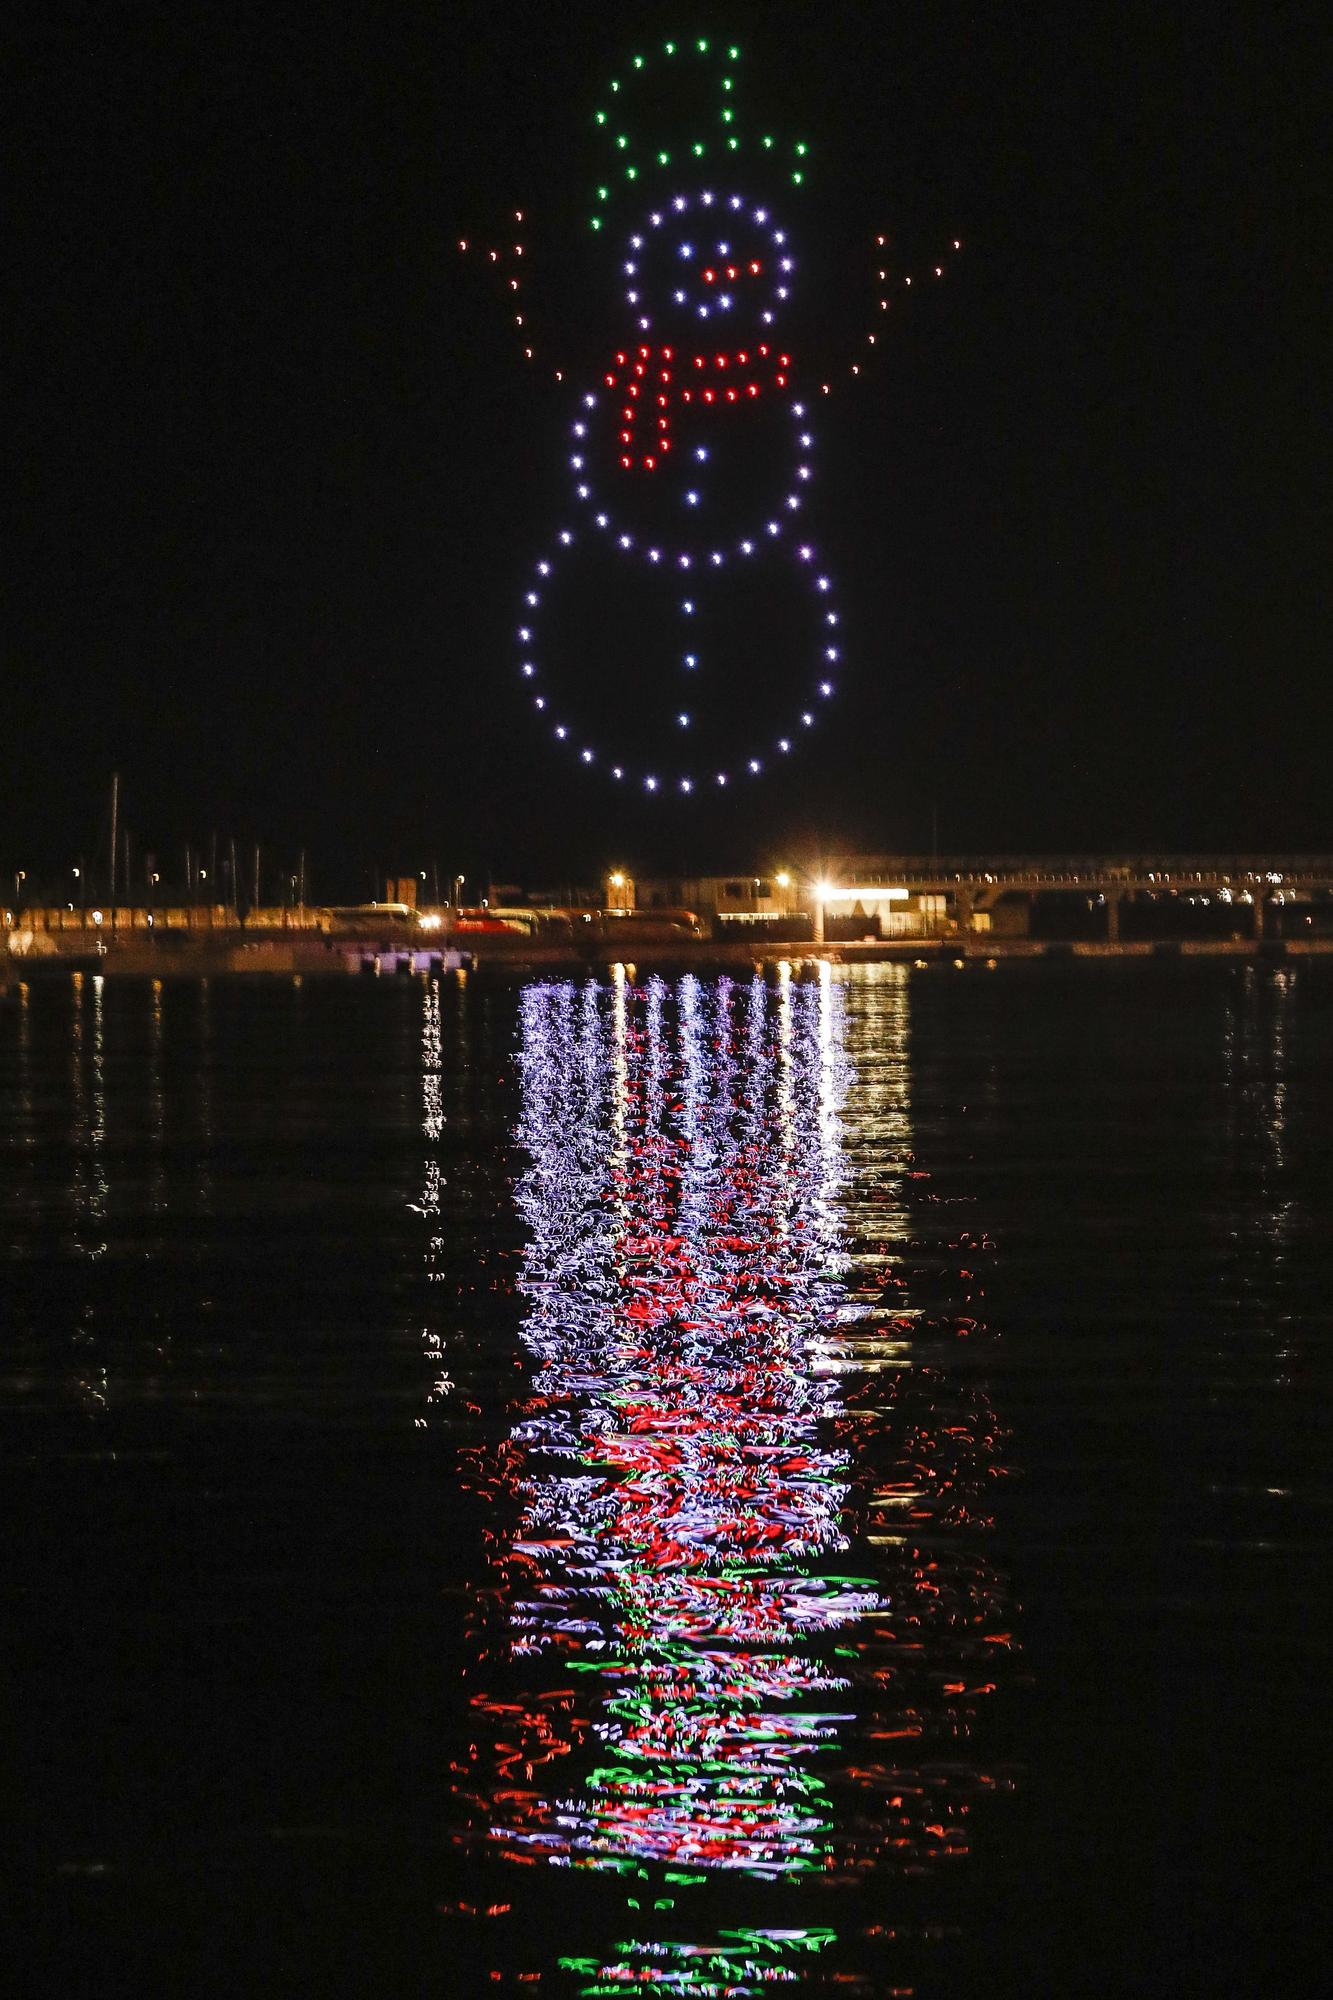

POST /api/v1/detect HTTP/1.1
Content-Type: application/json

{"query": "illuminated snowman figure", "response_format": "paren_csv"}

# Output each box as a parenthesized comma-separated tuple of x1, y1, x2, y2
(465, 37, 955, 795)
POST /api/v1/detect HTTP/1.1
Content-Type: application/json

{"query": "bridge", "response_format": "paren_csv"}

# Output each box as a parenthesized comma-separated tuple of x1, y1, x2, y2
(819, 854, 1333, 942)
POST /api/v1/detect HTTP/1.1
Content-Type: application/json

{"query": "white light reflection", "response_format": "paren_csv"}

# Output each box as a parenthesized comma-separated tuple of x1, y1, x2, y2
(66, 974, 109, 1419)
(411, 976, 454, 1421)
(490, 972, 872, 1883)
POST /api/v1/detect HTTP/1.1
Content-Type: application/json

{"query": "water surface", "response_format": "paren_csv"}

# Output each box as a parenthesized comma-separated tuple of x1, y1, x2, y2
(4, 964, 1328, 1994)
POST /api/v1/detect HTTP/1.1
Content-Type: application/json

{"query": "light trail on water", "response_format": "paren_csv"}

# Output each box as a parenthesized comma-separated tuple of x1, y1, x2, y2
(447, 966, 1015, 1992)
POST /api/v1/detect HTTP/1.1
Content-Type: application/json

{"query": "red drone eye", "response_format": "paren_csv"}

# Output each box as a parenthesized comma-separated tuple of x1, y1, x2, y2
(703, 269, 715, 283)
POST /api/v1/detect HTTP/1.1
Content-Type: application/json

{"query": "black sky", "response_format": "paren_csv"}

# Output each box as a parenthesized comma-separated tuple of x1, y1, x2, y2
(7, 0, 1327, 894)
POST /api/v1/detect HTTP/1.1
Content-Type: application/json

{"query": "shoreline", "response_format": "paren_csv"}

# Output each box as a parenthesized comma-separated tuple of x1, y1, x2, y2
(4, 932, 1330, 984)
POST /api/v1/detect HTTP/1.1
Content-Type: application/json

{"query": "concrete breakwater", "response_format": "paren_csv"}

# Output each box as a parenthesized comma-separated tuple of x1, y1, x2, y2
(5, 928, 1331, 984)
(1, 931, 462, 980)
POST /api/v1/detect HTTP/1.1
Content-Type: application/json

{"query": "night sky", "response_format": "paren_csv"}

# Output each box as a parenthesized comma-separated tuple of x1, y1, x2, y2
(8, 1, 1325, 895)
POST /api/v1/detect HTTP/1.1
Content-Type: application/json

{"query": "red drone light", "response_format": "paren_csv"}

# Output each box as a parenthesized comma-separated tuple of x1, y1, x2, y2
(605, 341, 793, 468)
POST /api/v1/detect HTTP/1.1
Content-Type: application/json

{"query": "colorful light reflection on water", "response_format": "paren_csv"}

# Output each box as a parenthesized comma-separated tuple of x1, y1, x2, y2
(450, 966, 1014, 1991)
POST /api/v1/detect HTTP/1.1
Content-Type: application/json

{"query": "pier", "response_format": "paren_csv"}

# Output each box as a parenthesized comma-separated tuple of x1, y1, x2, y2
(4, 854, 1333, 978)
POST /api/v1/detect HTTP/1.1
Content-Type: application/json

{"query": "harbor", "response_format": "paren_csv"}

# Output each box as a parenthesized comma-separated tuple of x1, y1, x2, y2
(6, 852, 1333, 978)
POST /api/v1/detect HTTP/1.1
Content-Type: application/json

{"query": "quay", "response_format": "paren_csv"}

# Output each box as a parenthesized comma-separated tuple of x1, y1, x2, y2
(4, 854, 1333, 980)
(4, 935, 1332, 994)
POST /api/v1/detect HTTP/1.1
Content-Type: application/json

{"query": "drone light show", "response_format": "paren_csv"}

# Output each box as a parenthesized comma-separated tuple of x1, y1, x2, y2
(460, 37, 960, 798)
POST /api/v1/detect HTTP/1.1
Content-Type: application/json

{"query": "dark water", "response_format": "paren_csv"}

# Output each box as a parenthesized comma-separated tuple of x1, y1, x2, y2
(4, 964, 1329, 1996)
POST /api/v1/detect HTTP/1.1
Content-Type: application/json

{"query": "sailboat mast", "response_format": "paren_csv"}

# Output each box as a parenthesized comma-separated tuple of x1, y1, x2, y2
(109, 772, 119, 903)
